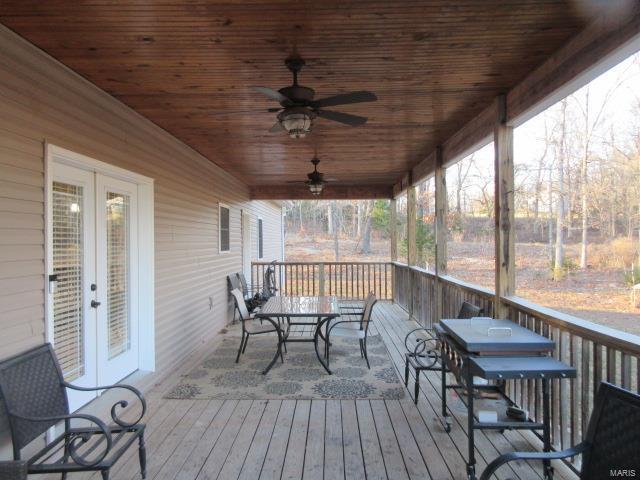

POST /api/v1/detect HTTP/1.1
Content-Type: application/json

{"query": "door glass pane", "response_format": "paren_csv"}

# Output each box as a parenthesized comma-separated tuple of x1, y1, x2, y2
(52, 182, 84, 381)
(106, 192, 131, 359)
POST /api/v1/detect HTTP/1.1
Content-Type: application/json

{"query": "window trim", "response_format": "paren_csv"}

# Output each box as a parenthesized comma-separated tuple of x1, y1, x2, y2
(219, 203, 231, 254)
(258, 217, 264, 260)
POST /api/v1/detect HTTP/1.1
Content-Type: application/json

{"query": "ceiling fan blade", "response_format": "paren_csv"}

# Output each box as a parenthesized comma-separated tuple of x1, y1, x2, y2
(269, 121, 285, 133)
(316, 109, 368, 126)
(310, 91, 377, 108)
(209, 107, 281, 116)
(251, 86, 292, 104)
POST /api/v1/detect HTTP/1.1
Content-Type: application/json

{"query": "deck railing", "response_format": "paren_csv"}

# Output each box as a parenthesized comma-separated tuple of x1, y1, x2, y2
(252, 260, 640, 469)
(392, 261, 640, 471)
(251, 261, 393, 300)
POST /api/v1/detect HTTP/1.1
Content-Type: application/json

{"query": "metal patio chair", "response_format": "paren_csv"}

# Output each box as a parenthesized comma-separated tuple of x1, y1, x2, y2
(481, 382, 640, 480)
(0, 344, 147, 480)
(0, 461, 27, 480)
(404, 301, 484, 403)
(231, 288, 286, 373)
(326, 293, 378, 369)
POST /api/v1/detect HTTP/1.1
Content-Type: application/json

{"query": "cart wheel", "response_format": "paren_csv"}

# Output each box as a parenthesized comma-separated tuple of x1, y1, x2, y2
(444, 420, 452, 433)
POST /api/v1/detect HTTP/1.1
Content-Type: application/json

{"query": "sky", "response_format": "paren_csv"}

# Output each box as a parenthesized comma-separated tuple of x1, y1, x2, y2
(443, 49, 640, 205)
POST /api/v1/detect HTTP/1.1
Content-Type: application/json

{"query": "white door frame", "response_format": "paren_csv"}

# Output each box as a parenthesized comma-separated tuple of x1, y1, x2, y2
(45, 144, 155, 393)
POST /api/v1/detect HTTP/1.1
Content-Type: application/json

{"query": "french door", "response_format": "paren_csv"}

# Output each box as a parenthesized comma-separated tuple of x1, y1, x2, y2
(49, 163, 139, 410)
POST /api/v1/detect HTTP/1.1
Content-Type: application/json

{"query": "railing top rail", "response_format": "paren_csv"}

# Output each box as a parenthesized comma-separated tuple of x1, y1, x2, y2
(252, 261, 393, 266)
(437, 274, 495, 298)
(503, 295, 640, 355)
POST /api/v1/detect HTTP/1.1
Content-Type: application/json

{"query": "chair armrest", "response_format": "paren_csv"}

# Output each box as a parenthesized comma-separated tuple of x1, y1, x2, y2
(328, 319, 363, 334)
(9, 411, 113, 466)
(62, 382, 147, 427)
(480, 443, 589, 480)
(0, 461, 28, 480)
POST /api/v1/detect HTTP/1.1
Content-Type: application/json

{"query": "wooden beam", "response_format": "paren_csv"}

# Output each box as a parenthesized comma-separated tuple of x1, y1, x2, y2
(434, 147, 447, 276)
(494, 95, 515, 318)
(392, 172, 411, 199)
(407, 186, 417, 266)
(507, 1, 640, 125)
(250, 184, 393, 200)
(434, 146, 447, 322)
(410, 151, 437, 186)
(390, 198, 398, 262)
(393, 3, 640, 196)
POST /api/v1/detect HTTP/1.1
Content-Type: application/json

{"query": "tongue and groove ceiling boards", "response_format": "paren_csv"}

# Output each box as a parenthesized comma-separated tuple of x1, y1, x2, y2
(0, 1, 608, 196)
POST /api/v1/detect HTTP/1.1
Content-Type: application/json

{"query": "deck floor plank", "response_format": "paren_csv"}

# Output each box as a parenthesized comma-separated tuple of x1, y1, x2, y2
(73, 302, 579, 480)
(195, 399, 253, 480)
(340, 400, 367, 480)
(324, 399, 345, 480)
(280, 400, 311, 480)
(355, 399, 396, 480)
(259, 399, 297, 480)
(238, 399, 282, 480)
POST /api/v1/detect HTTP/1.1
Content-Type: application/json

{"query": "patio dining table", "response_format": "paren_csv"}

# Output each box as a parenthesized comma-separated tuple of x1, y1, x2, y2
(254, 295, 340, 374)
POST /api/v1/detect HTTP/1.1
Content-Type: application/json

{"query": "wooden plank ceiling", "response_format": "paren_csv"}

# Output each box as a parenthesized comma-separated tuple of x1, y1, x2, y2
(0, 1, 607, 197)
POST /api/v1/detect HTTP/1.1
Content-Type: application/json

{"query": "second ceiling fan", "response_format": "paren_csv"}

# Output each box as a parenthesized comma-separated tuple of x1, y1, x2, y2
(252, 56, 378, 138)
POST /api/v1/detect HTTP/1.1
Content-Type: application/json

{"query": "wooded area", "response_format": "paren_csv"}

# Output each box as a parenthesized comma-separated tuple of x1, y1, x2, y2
(285, 51, 640, 332)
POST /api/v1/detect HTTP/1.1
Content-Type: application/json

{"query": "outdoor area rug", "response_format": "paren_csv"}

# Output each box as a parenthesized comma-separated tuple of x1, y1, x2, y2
(165, 335, 405, 400)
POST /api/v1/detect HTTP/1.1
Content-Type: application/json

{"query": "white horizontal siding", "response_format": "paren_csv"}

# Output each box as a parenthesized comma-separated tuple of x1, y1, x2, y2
(0, 24, 282, 385)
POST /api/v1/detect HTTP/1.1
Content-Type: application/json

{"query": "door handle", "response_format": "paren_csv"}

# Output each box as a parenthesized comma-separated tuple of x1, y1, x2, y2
(91, 300, 101, 308)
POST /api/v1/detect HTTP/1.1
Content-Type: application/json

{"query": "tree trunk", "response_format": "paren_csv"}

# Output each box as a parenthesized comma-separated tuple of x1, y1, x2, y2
(548, 164, 554, 265)
(360, 200, 373, 254)
(332, 201, 340, 261)
(553, 100, 567, 281)
(327, 203, 333, 234)
(580, 90, 590, 269)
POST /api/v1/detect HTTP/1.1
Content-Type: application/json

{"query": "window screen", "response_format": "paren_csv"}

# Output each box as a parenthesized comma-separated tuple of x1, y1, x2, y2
(220, 205, 230, 252)
(258, 218, 264, 259)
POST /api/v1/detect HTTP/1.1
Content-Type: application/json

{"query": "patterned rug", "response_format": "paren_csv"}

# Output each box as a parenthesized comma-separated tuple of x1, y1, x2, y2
(165, 335, 405, 400)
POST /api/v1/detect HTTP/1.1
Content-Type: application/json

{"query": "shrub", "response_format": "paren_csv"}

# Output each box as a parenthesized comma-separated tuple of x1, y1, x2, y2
(624, 263, 640, 286)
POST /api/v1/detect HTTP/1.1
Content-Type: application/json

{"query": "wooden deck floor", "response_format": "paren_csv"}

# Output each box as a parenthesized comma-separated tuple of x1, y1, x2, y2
(75, 303, 577, 480)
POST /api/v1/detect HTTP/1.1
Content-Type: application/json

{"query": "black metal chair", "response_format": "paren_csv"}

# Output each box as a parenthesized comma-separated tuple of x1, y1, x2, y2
(0, 344, 147, 480)
(481, 382, 640, 480)
(0, 461, 27, 480)
(404, 301, 484, 404)
(231, 288, 286, 374)
(326, 293, 378, 369)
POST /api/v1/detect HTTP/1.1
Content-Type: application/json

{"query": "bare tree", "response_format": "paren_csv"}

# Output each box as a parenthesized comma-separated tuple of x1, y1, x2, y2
(554, 99, 568, 281)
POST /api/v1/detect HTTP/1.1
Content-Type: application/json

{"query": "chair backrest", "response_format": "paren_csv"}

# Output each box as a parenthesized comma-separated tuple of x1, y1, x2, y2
(0, 344, 69, 456)
(457, 301, 484, 319)
(237, 272, 250, 297)
(580, 382, 640, 479)
(227, 273, 242, 293)
(230, 288, 251, 321)
(360, 293, 378, 332)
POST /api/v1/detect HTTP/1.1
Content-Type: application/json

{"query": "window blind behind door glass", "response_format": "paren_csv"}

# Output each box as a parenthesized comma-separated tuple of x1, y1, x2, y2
(52, 182, 85, 382)
(106, 192, 131, 359)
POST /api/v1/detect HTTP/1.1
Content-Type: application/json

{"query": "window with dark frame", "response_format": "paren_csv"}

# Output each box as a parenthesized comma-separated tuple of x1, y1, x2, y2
(219, 204, 230, 252)
(258, 218, 264, 259)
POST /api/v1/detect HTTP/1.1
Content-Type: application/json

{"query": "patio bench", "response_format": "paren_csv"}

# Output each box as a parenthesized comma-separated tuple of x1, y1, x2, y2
(0, 344, 147, 480)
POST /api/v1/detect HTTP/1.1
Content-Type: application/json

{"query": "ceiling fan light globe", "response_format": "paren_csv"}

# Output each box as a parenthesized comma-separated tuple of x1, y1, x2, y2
(309, 182, 324, 195)
(278, 109, 313, 138)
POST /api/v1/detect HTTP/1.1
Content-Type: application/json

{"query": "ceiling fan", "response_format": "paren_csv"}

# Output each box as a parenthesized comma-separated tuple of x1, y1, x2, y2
(287, 157, 336, 195)
(251, 57, 378, 138)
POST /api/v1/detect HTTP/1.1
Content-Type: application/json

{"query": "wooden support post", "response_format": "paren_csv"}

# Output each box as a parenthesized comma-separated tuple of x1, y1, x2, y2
(407, 186, 417, 266)
(318, 263, 325, 297)
(434, 146, 447, 321)
(390, 198, 397, 303)
(407, 185, 417, 319)
(494, 95, 515, 318)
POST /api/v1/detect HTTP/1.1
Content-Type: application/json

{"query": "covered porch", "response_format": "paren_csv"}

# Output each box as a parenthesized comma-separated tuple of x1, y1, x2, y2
(88, 302, 576, 480)
(1, 1, 640, 480)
